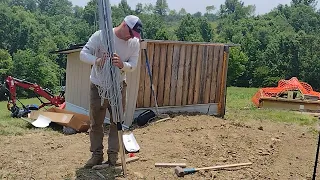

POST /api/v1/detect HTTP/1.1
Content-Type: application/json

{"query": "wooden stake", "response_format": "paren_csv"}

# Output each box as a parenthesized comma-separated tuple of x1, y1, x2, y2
(92, 156, 139, 170)
(155, 163, 187, 168)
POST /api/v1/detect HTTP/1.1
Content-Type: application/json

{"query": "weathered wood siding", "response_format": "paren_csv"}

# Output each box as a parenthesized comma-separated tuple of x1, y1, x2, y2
(136, 41, 229, 116)
(64, 40, 229, 118)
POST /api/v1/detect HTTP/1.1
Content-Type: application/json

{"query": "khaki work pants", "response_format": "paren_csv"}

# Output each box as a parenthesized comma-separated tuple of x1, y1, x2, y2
(89, 81, 127, 156)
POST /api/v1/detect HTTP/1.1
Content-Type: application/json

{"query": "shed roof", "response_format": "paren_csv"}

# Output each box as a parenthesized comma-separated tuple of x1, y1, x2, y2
(52, 40, 239, 55)
(51, 43, 85, 54)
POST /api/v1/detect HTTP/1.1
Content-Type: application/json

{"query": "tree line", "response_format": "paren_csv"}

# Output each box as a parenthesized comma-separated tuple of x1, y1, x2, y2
(0, 0, 320, 99)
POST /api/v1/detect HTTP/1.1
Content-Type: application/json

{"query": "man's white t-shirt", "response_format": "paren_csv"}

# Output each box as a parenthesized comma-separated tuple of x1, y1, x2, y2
(80, 28, 140, 86)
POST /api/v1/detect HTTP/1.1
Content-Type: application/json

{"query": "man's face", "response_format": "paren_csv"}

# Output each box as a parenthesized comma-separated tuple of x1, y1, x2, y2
(122, 24, 133, 41)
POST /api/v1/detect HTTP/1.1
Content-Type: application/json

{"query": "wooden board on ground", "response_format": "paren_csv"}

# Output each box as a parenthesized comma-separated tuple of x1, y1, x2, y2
(92, 156, 139, 170)
(155, 163, 187, 168)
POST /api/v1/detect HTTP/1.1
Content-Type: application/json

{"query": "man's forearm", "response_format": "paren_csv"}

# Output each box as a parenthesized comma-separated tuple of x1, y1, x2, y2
(80, 49, 96, 65)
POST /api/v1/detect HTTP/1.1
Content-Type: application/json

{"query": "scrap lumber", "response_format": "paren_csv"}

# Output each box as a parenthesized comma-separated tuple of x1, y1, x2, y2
(92, 156, 139, 170)
(155, 162, 187, 168)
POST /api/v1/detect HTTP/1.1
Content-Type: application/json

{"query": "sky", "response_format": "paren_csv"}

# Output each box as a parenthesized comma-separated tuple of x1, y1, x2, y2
(68, 0, 309, 15)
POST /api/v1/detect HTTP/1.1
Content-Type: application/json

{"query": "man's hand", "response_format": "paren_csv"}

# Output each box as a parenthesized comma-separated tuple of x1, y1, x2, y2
(112, 53, 124, 69)
(95, 57, 105, 67)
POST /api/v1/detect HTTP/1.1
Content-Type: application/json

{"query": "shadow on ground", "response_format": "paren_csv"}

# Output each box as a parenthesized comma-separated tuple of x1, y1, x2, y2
(75, 166, 123, 180)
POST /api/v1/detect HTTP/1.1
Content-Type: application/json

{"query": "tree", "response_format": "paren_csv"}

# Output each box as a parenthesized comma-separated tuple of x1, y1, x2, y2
(227, 47, 248, 86)
(198, 17, 213, 42)
(0, 49, 13, 80)
(9, 0, 37, 12)
(155, 28, 169, 40)
(135, 3, 143, 14)
(139, 14, 168, 40)
(193, 11, 202, 18)
(291, 0, 317, 7)
(175, 14, 203, 42)
(204, 5, 217, 21)
(219, 0, 255, 20)
(83, 0, 97, 26)
(119, 0, 133, 15)
(12, 49, 60, 94)
(143, 3, 154, 14)
(178, 8, 187, 16)
(37, 0, 73, 16)
(154, 0, 168, 16)
(73, 5, 84, 19)
(206, 5, 215, 14)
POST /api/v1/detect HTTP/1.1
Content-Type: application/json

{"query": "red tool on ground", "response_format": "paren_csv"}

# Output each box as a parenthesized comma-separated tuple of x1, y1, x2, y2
(1, 76, 65, 118)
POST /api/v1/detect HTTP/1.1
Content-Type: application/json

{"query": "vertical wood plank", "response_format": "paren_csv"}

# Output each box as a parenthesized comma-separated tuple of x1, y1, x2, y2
(137, 47, 146, 107)
(67, 56, 71, 103)
(219, 46, 229, 117)
(76, 57, 81, 106)
(175, 44, 186, 106)
(65, 55, 71, 103)
(169, 44, 180, 106)
(157, 44, 167, 106)
(210, 45, 219, 103)
(151, 44, 160, 107)
(182, 45, 192, 106)
(199, 45, 208, 104)
(163, 44, 173, 106)
(75, 56, 80, 106)
(203, 45, 214, 104)
(80, 61, 85, 108)
(70, 56, 76, 105)
(215, 45, 225, 103)
(187, 45, 198, 105)
(143, 43, 154, 108)
(193, 45, 203, 104)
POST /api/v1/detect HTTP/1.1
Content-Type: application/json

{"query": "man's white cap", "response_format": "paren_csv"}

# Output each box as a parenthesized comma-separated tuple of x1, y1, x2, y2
(124, 15, 143, 39)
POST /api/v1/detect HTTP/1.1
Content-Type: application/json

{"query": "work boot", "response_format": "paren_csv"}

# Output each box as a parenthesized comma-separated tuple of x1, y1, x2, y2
(103, 153, 118, 166)
(84, 154, 104, 168)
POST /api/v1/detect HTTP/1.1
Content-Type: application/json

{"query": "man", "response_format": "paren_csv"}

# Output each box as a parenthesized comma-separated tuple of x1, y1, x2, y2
(79, 15, 142, 168)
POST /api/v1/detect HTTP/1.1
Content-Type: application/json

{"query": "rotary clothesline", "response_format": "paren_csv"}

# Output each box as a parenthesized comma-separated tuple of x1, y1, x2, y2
(95, 0, 127, 176)
(96, 0, 124, 121)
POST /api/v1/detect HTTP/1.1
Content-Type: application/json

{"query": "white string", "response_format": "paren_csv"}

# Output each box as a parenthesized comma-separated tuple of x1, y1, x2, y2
(95, 0, 124, 124)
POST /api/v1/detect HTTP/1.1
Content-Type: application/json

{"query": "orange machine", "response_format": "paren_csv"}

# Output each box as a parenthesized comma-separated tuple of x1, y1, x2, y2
(252, 77, 320, 112)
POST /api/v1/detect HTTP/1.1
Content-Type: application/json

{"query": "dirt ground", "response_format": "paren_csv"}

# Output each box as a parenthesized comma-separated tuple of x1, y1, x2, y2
(0, 114, 319, 180)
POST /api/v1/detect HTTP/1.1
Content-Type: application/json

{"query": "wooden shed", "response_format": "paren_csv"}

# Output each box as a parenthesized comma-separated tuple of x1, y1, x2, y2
(54, 40, 231, 127)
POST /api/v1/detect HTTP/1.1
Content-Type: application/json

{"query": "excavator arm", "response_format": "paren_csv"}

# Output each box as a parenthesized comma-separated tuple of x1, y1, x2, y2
(1, 76, 65, 117)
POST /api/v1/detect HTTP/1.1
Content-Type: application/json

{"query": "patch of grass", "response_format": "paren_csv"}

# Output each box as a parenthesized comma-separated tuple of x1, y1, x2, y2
(0, 98, 57, 136)
(1, 87, 318, 136)
(225, 87, 318, 126)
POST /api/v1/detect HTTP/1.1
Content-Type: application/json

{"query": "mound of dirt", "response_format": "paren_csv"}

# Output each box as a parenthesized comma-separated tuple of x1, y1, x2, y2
(0, 114, 318, 179)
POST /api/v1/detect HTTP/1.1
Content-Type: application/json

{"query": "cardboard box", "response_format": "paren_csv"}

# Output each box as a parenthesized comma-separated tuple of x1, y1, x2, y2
(29, 107, 90, 132)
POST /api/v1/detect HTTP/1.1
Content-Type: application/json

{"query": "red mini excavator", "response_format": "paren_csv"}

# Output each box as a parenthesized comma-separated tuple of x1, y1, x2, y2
(0, 76, 65, 118)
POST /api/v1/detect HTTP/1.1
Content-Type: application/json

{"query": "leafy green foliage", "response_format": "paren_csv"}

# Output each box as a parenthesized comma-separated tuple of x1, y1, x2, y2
(154, 0, 168, 16)
(0, 49, 13, 80)
(12, 49, 60, 96)
(2, 0, 320, 100)
(227, 47, 248, 86)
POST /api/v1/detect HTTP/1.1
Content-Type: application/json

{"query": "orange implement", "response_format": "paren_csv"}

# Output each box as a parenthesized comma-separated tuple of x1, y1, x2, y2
(252, 77, 320, 108)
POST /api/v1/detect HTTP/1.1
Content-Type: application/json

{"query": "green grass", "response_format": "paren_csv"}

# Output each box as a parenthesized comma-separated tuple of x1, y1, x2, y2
(225, 87, 318, 126)
(0, 87, 318, 136)
(0, 98, 58, 136)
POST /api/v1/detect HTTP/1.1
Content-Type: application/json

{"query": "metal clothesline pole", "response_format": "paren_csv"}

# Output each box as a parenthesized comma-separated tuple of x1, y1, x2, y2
(97, 0, 127, 176)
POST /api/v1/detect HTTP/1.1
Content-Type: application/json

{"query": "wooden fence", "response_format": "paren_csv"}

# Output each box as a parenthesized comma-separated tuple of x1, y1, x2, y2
(136, 40, 230, 117)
